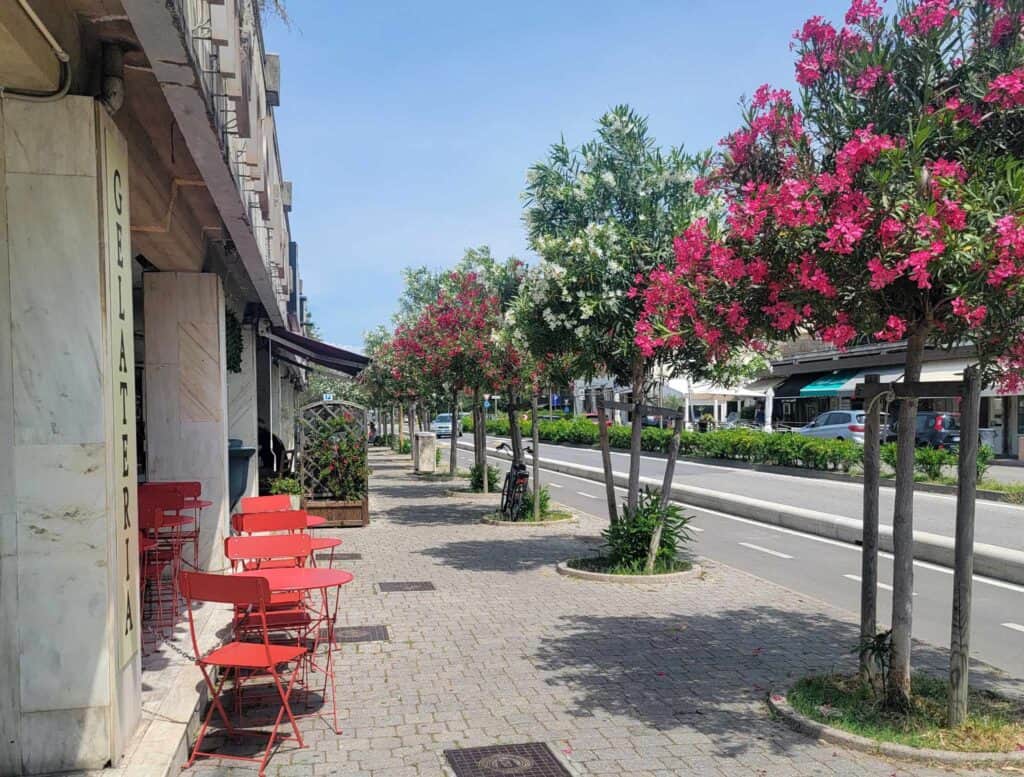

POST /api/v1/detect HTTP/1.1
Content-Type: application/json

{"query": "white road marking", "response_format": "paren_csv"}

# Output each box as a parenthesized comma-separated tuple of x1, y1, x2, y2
(689, 525, 705, 533)
(547, 482, 563, 488)
(739, 542, 793, 559)
(475, 445, 1024, 595)
(1002, 622, 1024, 634)
(843, 574, 915, 595)
(576, 491, 599, 499)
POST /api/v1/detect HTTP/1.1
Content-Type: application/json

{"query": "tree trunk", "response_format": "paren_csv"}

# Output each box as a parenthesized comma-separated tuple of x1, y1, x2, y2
(449, 389, 458, 478)
(532, 394, 541, 521)
(860, 374, 881, 683)
(597, 397, 618, 524)
(627, 358, 645, 515)
(408, 402, 417, 463)
(887, 329, 926, 710)
(473, 387, 488, 493)
(949, 365, 982, 727)
(508, 393, 523, 469)
(397, 404, 404, 450)
(645, 415, 684, 574)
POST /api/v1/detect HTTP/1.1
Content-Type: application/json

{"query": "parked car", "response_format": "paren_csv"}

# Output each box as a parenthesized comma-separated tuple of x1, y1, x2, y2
(912, 411, 960, 450)
(798, 410, 895, 444)
(429, 413, 461, 438)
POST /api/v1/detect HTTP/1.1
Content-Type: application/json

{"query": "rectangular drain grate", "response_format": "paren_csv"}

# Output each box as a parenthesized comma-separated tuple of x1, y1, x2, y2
(325, 625, 389, 644)
(378, 581, 435, 592)
(317, 552, 362, 562)
(445, 742, 571, 777)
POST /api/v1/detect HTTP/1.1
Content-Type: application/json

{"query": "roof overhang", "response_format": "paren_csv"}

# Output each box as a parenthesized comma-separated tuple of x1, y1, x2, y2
(265, 326, 369, 376)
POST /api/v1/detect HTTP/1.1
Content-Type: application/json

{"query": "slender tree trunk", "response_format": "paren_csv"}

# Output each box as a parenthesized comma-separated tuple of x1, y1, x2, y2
(449, 389, 458, 477)
(473, 387, 488, 493)
(532, 394, 541, 521)
(627, 358, 646, 515)
(949, 365, 982, 727)
(645, 415, 684, 574)
(887, 329, 926, 710)
(597, 397, 618, 524)
(860, 374, 882, 684)
(397, 404, 404, 450)
(508, 393, 523, 469)
(408, 402, 417, 463)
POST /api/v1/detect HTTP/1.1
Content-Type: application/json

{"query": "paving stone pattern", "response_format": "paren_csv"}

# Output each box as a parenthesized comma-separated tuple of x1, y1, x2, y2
(191, 450, 1022, 777)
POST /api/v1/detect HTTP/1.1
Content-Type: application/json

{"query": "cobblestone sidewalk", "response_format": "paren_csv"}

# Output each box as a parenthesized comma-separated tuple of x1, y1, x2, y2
(195, 450, 1023, 777)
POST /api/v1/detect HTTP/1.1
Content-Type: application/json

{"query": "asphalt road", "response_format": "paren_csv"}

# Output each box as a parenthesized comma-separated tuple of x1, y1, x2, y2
(443, 441, 1024, 679)
(474, 435, 1024, 552)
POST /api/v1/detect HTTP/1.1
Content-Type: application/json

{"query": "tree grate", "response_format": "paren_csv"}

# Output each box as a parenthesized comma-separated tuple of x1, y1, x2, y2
(378, 581, 435, 592)
(444, 742, 571, 777)
(324, 625, 388, 644)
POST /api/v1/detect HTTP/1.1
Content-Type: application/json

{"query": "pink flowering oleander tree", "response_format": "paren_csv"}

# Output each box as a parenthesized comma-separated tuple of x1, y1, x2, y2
(633, 0, 1024, 711)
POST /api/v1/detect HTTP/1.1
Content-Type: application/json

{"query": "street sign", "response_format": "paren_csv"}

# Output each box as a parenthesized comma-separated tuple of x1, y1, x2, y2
(552, 393, 560, 406)
(483, 400, 491, 409)
(323, 393, 334, 401)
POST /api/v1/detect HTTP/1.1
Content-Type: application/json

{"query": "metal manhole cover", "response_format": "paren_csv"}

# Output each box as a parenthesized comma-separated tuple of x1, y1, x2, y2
(334, 552, 363, 560)
(444, 743, 571, 777)
(378, 581, 435, 592)
(324, 625, 389, 644)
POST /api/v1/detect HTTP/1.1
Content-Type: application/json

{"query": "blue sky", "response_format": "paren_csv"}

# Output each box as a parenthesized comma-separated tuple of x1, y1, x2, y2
(265, 0, 850, 348)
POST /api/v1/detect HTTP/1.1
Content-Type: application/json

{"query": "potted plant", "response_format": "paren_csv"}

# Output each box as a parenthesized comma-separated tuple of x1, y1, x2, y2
(301, 412, 370, 527)
(698, 412, 715, 433)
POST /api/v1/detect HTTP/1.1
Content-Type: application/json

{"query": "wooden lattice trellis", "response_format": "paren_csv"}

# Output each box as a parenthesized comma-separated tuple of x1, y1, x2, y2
(297, 400, 368, 499)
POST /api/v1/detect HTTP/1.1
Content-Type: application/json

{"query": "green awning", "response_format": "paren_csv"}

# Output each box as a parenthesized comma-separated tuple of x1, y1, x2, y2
(799, 370, 861, 397)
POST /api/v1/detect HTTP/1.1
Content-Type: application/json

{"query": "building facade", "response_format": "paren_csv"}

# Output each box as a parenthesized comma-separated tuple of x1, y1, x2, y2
(0, 2, 364, 773)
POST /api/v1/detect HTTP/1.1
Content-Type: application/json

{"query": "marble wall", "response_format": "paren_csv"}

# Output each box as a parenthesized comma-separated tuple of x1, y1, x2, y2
(0, 97, 135, 773)
(144, 273, 230, 571)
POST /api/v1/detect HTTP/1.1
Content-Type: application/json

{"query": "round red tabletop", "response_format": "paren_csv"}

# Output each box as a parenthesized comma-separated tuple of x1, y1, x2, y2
(184, 498, 213, 509)
(310, 537, 342, 551)
(236, 567, 353, 591)
(306, 515, 327, 528)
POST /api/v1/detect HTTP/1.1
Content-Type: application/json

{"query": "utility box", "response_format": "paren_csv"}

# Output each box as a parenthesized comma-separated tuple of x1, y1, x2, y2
(415, 432, 437, 473)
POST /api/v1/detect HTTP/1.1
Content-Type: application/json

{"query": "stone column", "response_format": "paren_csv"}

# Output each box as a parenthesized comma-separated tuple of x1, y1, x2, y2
(0, 97, 141, 774)
(144, 272, 230, 572)
(227, 320, 258, 500)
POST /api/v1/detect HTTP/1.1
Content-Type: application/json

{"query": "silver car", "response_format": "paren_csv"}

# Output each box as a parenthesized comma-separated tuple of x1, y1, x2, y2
(429, 413, 461, 438)
(797, 410, 891, 444)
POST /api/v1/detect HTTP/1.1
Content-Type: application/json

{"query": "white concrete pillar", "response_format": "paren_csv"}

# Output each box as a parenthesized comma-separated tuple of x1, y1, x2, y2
(227, 321, 258, 500)
(683, 393, 692, 430)
(0, 97, 141, 773)
(144, 272, 230, 572)
(764, 388, 775, 433)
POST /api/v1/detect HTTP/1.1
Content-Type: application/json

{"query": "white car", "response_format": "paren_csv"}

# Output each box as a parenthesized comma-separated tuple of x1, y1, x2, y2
(797, 410, 892, 444)
(429, 413, 461, 438)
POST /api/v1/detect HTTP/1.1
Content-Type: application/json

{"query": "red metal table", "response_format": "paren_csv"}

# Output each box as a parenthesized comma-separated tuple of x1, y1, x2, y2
(306, 515, 327, 528)
(309, 536, 342, 568)
(235, 567, 353, 733)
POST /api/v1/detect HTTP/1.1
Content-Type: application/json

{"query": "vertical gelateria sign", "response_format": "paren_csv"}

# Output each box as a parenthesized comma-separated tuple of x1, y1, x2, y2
(100, 113, 140, 668)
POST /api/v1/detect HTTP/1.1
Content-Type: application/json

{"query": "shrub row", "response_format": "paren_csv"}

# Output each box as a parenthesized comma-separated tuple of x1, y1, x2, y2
(465, 416, 993, 477)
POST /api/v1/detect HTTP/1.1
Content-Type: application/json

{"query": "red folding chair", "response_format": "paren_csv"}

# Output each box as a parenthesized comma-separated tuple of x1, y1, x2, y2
(225, 534, 313, 571)
(239, 494, 293, 513)
(179, 572, 306, 777)
(232, 510, 309, 536)
(138, 488, 188, 640)
(140, 481, 203, 567)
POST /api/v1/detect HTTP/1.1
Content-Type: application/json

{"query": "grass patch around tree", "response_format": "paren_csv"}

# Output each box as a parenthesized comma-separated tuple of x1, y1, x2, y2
(786, 674, 1024, 752)
(566, 556, 693, 575)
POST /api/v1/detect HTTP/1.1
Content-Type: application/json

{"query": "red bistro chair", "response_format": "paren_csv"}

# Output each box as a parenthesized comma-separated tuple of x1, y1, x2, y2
(232, 510, 309, 536)
(239, 494, 293, 513)
(178, 571, 306, 776)
(225, 534, 313, 572)
(140, 482, 202, 567)
(138, 488, 188, 638)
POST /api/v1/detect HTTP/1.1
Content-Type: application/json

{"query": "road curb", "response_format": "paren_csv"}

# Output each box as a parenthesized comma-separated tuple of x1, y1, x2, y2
(556, 560, 703, 584)
(766, 692, 1024, 766)
(464, 443, 1024, 585)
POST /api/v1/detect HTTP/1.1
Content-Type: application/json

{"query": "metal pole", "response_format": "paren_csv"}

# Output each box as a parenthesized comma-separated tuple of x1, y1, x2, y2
(949, 365, 982, 726)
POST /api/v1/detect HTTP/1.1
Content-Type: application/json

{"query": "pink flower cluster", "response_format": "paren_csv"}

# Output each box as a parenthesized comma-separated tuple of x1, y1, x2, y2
(874, 314, 907, 342)
(822, 313, 858, 349)
(897, 0, 958, 38)
(951, 297, 988, 327)
(988, 214, 1024, 286)
(985, 68, 1024, 110)
(845, 0, 883, 26)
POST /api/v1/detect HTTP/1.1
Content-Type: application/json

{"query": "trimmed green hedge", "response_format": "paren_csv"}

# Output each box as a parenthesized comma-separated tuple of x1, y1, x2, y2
(465, 416, 991, 477)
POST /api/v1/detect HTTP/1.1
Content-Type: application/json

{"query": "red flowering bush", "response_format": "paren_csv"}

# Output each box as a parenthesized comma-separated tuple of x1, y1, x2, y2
(306, 413, 369, 501)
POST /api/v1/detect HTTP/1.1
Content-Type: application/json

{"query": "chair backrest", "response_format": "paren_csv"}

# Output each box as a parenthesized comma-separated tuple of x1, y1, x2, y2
(179, 570, 271, 606)
(232, 510, 308, 534)
(224, 534, 312, 568)
(137, 488, 185, 530)
(239, 494, 292, 512)
(143, 481, 202, 499)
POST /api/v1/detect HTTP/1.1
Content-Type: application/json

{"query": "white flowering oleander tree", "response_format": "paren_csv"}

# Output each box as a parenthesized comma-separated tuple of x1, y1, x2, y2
(522, 105, 735, 515)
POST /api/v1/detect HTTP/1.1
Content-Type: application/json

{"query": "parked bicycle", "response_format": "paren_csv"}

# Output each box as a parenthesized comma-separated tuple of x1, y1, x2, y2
(496, 442, 534, 521)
